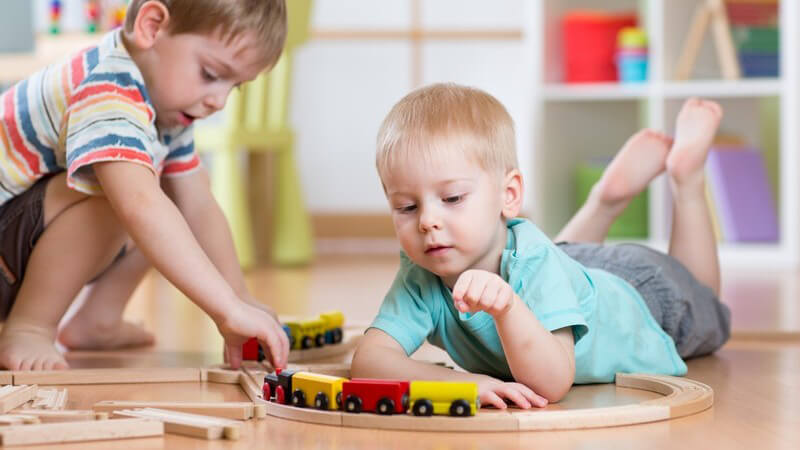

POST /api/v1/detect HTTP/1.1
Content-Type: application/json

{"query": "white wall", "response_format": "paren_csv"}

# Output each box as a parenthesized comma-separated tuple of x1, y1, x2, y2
(293, 0, 531, 213)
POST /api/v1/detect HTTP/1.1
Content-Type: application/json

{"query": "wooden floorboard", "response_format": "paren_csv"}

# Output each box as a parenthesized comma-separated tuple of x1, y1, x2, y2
(9, 255, 798, 449)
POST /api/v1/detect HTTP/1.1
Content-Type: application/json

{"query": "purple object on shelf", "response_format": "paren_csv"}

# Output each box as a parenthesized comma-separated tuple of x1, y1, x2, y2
(706, 149, 779, 242)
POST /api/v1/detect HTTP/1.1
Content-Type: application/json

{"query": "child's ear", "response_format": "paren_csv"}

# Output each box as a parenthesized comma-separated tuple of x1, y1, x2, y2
(501, 169, 524, 219)
(130, 1, 170, 50)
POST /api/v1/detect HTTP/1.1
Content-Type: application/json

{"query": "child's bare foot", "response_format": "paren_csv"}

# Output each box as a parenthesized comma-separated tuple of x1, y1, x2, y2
(0, 324, 69, 370)
(591, 129, 673, 210)
(666, 98, 723, 188)
(58, 318, 155, 350)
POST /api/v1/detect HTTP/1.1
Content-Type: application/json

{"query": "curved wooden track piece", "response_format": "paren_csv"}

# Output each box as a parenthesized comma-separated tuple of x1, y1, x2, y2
(286, 331, 362, 364)
(261, 373, 714, 432)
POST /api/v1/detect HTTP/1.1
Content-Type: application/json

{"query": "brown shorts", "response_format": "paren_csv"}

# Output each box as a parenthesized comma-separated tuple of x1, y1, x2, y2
(0, 174, 56, 321)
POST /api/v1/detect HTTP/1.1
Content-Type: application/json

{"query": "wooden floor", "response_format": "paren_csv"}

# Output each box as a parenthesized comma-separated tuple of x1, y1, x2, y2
(32, 255, 800, 449)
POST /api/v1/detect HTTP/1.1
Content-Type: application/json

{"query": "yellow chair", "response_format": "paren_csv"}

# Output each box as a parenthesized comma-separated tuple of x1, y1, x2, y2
(195, 0, 314, 267)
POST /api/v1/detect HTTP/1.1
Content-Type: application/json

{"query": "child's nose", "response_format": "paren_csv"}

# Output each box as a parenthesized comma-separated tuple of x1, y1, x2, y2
(203, 91, 227, 111)
(418, 207, 442, 232)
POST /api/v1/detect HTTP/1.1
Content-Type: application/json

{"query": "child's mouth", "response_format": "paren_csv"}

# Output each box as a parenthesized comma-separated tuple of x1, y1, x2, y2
(425, 246, 451, 255)
(179, 112, 196, 126)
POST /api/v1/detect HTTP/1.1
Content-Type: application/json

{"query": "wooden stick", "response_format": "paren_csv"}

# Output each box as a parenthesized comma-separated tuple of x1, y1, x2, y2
(236, 372, 268, 418)
(0, 418, 163, 446)
(12, 368, 201, 385)
(30, 388, 59, 409)
(205, 368, 241, 384)
(114, 408, 242, 440)
(674, 3, 712, 80)
(708, 0, 741, 79)
(239, 369, 263, 402)
(0, 415, 40, 425)
(94, 401, 254, 420)
(53, 389, 67, 410)
(0, 385, 37, 414)
(10, 409, 107, 423)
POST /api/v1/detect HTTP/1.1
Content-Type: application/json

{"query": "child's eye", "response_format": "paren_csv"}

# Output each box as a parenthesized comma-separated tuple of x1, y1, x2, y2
(201, 68, 218, 82)
(443, 195, 463, 204)
(396, 204, 417, 213)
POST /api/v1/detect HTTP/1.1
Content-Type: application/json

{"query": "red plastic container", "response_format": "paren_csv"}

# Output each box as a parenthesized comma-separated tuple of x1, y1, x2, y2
(563, 10, 637, 83)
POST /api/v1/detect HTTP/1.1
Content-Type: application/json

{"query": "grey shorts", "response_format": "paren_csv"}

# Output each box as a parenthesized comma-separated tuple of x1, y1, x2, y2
(557, 242, 731, 359)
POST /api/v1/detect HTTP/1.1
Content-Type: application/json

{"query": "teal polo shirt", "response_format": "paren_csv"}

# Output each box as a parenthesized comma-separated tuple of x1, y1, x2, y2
(369, 218, 687, 383)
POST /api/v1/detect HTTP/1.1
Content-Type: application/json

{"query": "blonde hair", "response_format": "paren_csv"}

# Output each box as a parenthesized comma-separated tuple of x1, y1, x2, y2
(376, 83, 518, 181)
(125, 0, 287, 67)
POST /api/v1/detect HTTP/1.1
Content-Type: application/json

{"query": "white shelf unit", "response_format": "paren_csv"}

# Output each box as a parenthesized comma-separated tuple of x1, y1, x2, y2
(523, 0, 800, 267)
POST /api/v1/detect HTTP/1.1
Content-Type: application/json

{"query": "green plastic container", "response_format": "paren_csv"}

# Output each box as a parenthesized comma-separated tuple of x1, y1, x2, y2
(575, 163, 649, 239)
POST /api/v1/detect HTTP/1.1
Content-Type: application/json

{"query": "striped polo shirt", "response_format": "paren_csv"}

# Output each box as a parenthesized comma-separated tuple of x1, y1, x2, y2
(0, 29, 200, 208)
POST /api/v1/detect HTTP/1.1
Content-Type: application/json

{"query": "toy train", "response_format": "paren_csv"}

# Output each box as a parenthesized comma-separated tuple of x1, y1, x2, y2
(263, 369, 479, 417)
(242, 311, 345, 361)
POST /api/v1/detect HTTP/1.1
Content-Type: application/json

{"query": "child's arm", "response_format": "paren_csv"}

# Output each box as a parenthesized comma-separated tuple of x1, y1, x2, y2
(453, 270, 575, 402)
(93, 161, 288, 368)
(160, 169, 286, 366)
(160, 170, 268, 306)
(351, 328, 548, 409)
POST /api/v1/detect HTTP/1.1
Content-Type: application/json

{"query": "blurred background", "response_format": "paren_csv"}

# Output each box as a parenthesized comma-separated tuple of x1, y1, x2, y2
(1, 0, 797, 355)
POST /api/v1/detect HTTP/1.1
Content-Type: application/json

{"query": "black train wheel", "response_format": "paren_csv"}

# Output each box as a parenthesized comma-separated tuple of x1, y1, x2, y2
(376, 397, 395, 415)
(301, 336, 314, 349)
(314, 392, 329, 410)
(449, 399, 471, 417)
(345, 395, 363, 413)
(412, 399, 434, 416)
(291, 389, 307, 408)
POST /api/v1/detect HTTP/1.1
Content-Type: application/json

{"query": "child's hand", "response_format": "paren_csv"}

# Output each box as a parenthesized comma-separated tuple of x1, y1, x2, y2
(452, 270, 518, 318)
(216, 301, 289, 370)
(477, 377, 549, 410)
(241, 295, 281, 322)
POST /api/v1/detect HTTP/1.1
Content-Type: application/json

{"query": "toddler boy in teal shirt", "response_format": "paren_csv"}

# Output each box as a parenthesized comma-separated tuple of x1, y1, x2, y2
(351, 83, 730, 410)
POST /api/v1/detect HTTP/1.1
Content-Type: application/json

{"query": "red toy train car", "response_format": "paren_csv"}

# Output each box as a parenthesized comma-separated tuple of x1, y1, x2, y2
(342, 379, 410, 415)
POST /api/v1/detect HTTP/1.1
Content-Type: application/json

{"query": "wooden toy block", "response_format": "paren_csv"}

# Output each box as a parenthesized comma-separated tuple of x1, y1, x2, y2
(9, 409, 107, 423)
(93, 401, 255, 420)
(12, 368, 201, 385)
(0, 385, 37, 414)
(29, 388, 67, 410)
(0, 414, 40, 426)
(0, 418, 163, 446)
(205, 368, 241, 384)
(114, 408, 243, 440)
(0, 373, 11, 385)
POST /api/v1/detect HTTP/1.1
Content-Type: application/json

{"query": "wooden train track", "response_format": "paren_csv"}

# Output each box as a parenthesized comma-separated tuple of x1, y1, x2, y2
(0, 364, 713, 434)
(232, 367, 713, 432)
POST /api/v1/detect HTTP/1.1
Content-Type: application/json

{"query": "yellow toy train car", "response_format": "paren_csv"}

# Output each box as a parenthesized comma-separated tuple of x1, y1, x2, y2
(408, 381, 479, 416)
(285, 310, 345, 350)
(289, 371, 347, 410)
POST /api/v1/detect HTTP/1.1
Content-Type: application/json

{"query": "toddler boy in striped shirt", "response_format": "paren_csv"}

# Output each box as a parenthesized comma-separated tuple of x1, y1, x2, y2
(0, 0, 290, 371)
